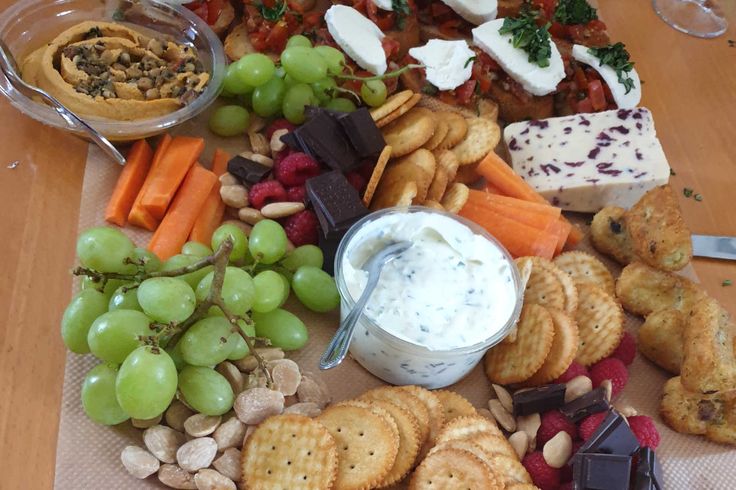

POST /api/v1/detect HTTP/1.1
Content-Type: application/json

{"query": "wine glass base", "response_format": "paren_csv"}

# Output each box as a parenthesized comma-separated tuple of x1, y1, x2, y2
(652, 0, 728, 38)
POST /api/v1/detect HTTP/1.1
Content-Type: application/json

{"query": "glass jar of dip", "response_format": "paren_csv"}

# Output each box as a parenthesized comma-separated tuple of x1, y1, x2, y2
(334, 207, 523, 389)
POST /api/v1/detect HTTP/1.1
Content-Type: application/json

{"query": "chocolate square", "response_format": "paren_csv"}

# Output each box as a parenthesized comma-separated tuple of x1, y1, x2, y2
(633, 447, 664, 490)
(338, 107, 386, 158)
(512, 384, 566, 416)
(572, 453, 632, 490)
(295, 112, 360, 172)
(306, 170, 368, 237)
(578, 410, 640, 456)
(319, 231, 342, 276)
(226, 155, 272, 186)
(560, 387, 610, 422)
(280, 130, 302, 152)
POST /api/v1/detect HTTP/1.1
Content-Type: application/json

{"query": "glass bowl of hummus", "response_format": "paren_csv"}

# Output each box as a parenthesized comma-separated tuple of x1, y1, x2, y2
(0, 0, 225, 141)
(335, 206, 524, 389)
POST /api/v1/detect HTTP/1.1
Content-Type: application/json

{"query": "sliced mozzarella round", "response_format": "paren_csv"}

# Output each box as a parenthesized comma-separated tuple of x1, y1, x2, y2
(372, 0, 393, 11)
(472, 19, 565, 97)
(571, 44, 642, 109)
(440, 0, 497, 25)
(325, 5, 387, 75)
(408, 39, 475, 91)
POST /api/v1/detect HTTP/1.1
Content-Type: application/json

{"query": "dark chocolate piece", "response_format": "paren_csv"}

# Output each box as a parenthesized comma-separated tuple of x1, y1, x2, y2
(578, 410, 640, 456)
(512, 384, 566, 416)
(633, 447, 663, 490)
(560, 387, 609, 422)
(226, 156, 271, 186)
(280, 130, 302, 151)
(318, 230, 342, 276)
(306, 170, 368, 237)
(338, 107, 386, 158)
(572, 453, 632, 490)
(295, 112, 360, 172)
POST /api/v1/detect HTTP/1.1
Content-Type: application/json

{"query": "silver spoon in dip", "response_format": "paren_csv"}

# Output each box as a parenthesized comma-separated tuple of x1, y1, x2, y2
(0, 39, 126, 165)
(319, 240, 413, 370)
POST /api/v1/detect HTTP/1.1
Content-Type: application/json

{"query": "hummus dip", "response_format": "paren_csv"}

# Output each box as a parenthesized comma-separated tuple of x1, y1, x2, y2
(21, 21, 210, 121)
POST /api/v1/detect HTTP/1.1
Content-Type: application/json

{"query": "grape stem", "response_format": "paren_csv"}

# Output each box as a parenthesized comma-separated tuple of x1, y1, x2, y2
(336, 64, 425, 82)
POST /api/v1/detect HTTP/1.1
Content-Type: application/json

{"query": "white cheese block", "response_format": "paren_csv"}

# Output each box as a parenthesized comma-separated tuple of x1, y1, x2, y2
(372, 0, 393, 11)
(440, 0, 497, 25)
(325, 5, 387, 75)
(472, 19, 565, 96)
(504, 108, 670, 212)
(572, 44, 642, 109)
(408, 39, 475, 91)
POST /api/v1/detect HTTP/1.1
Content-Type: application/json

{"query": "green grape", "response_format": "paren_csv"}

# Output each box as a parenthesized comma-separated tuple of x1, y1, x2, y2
(116, 346, 177, 420)
(161, 254, 213, 290)
(223, 63, 254, 95)
(360, 80, 388, 107)
(212, 223, 249, 263)
(196, 267, 256, 316)
(178, 366, 234, 416)
(61, 288, 109, 354)
(82, 277, 127, 302)
(81, 364, 129, 425)
(325, 97, 356, 113)
(291, 266, 340, 312)
(165, 341, 186, 371)
(281, 245, 324, 271)
(249, 219, 288, 264)
(181, 241, 213, 258)
(239, 91, 253, 109)
(87, 309, 152, 364)
(232, 53, 276, 87)
(314, 45, 346, 76)
(274, 66, 286, 79)
(179, 316, 239, 367)
(278, 273, 292, 306)
(252, 77, 287, 118)
(77, 227, 136, 273)
(252, 308, 308, 351)
(108, 284, 141, 312)
(137, 277, 196, 323)
(252, 270, 289, 313)
(132, 248, 162, 272)
(281, 46, 328, 83)
(282, 83, 318, 124)
(227, 321, 257, 360)
(286, 34, 313, 48)
(283, 74, 299, 88)
(209, 105, 250, 137)
(311, 77, 337, 104)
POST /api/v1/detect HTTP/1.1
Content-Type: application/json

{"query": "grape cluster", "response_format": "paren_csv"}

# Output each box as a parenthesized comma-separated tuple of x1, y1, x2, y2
(209, 35, 390, 135)
(63, 222, 340, 426)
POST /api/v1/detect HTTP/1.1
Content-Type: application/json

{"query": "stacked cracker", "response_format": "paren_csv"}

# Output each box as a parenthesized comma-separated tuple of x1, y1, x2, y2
(241, 384, 534, 489)
(484, 252, 622, 387)
(363, 91, 501, 213)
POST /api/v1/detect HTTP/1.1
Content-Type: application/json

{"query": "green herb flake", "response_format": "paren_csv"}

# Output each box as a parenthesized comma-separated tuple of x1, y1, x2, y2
(392, 0, 411, 30)
(258, 0, 287, 22)
(683, 187, 694, 198)
(421, 83, 439, 96)
(670, 168, 676, 176)
(694, 193, 703, 202)
(588, 43, 636, 94)
(499, 11, 553, 68)
(464, 56, 477, 69)
(723, 279, 733, 287)
(554, 0, 598, 25)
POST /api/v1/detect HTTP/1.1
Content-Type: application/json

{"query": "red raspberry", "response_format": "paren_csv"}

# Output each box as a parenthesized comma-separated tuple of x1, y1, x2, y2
(286, 186, 306, 203)
(627, 415, 661, 449)
(610, 330, 637, 365)
(266, 118, 296, 140)
(346, 171, 367, 193)
(249, 180, 287, 210)
(559, 482, 574, 490)
(284, 210, 319, 246)
(578, 411, 609, 441)
(589, 358, 629, 399)
(538, 410, 578, 445)
(522, 452, 561, 490)
(273, 152, 321, 187)
(559, 462, 573, 484)
(554, 361, 589, 384)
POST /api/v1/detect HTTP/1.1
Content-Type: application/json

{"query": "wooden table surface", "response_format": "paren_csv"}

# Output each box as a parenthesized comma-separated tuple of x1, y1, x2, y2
(0, 1, 734, 488)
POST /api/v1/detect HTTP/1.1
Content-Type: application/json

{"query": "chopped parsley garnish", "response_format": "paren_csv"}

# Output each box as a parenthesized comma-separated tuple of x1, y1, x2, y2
(588, 43, 636, 94)
(499, 11, 553, 68)
(723, 279, 733, 287)
(464, 56, 477, 69)
(392, 0, 412, 30)
(670, 168, 676, 176)
(683, 187, 694, 198)
(421, 83, 439, 95)
(258, 0, 287, 22)
(554, 0, 598, 25)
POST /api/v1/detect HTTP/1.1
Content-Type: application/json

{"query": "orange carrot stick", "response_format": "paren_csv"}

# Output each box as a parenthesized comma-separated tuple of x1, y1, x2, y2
(463, 198, 559, 234)
(105, 140, 153, 227)
(190, 149, 230, 245)
(128, 134, 172, 231)
(483, 182, 503, 195)
(148, 164, 217, 261)
(140, 136, 205, 220)
(468, 190, 562, 220)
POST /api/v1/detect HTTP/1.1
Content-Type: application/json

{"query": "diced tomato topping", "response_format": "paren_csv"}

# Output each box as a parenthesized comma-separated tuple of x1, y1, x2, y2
(439, 19, 462, 38)
(587, 19, 607, 31)
(206, 0, 224, 25)
(587, 79, 606, 111)
(187, 1, 209, 22)
(303, 11, 323, 27)
(430, 2, 452, 17)
(573, 66, 588, 91)
(381, 37, 401, 59)
(265, 21, 290, 52)
(549, 22, 567, 39)
(455, 79, 477, 105)
(576, 97, 593, 113)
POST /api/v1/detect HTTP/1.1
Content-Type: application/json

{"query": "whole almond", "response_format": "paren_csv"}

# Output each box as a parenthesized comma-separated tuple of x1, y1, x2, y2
(248, 114, 266, 134)
(238, 151, 255, 160)
(508, 431, 530, 459)
(517, 413, 542, 451)
(616, 405, 638, 418)
(216, 361, 245, 394)
(250, 153, 274, 168)
(492, 384, 514, 413)
(213, 448, 242, 482)
(475, 408, 493, 420)
(543, 431, 573, 469)
(132, 414, 162, 429)
(158, 464, 197, 489)
(219, 172, 239, 187)
(246, 370, 269, 389)
(237, 207, 264, 225)
(213, 417, 247, 451)
(234, 347, 284, 372)
(269, 359, 302, 396)
(249, 131, 270, 156)
(234, 387, 285, 425)
(144, 425, 186, 463)
(270, 129, 288, 154)
(565, 375, 593, 403)
(242, 426, 256, 447)
(121, 446, 160, 479)
(489, 399, 516, 432)
(176, 437, 217, 473)
(166, 401, 195, 432)
(183, 414, 221, 438)
(194, 469, 236, 490)
(220, 185, 249, 208)
(297, 372, 332, 408)
(284, 402, 322, 417)
(601, 379, 613, 402)
(260, 202, 305, 219)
